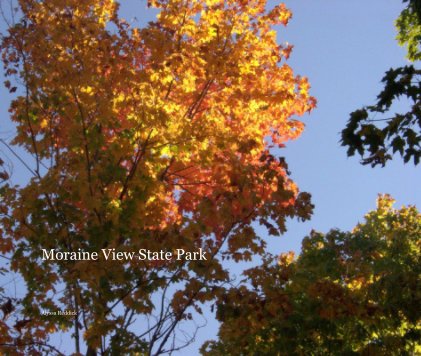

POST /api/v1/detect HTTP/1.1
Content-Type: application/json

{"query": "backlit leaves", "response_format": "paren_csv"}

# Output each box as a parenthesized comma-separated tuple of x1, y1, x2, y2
(0, 0, 314, 353)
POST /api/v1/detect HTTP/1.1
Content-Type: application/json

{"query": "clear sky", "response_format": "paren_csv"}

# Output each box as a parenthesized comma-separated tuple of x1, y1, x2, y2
(1, 0, 420, 354)
(273, 0, 420, 255)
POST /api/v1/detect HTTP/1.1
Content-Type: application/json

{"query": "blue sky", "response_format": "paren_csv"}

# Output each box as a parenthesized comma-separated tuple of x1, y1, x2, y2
(1, 0, 420, 354)
(274, 0, 420, 255)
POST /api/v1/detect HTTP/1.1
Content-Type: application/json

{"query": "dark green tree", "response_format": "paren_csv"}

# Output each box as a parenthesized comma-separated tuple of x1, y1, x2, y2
(341, 0, 421, 167)
(202, 195, 421, 355)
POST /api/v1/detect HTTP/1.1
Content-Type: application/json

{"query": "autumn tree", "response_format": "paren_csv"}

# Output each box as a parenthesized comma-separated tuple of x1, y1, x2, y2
(202, 195, 421, 355)
(341, 0, 421, 167)
(0, 0, 315, 354)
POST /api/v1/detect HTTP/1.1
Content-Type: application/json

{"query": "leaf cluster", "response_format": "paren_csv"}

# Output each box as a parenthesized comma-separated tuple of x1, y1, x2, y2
(341, 66, 421, 166)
